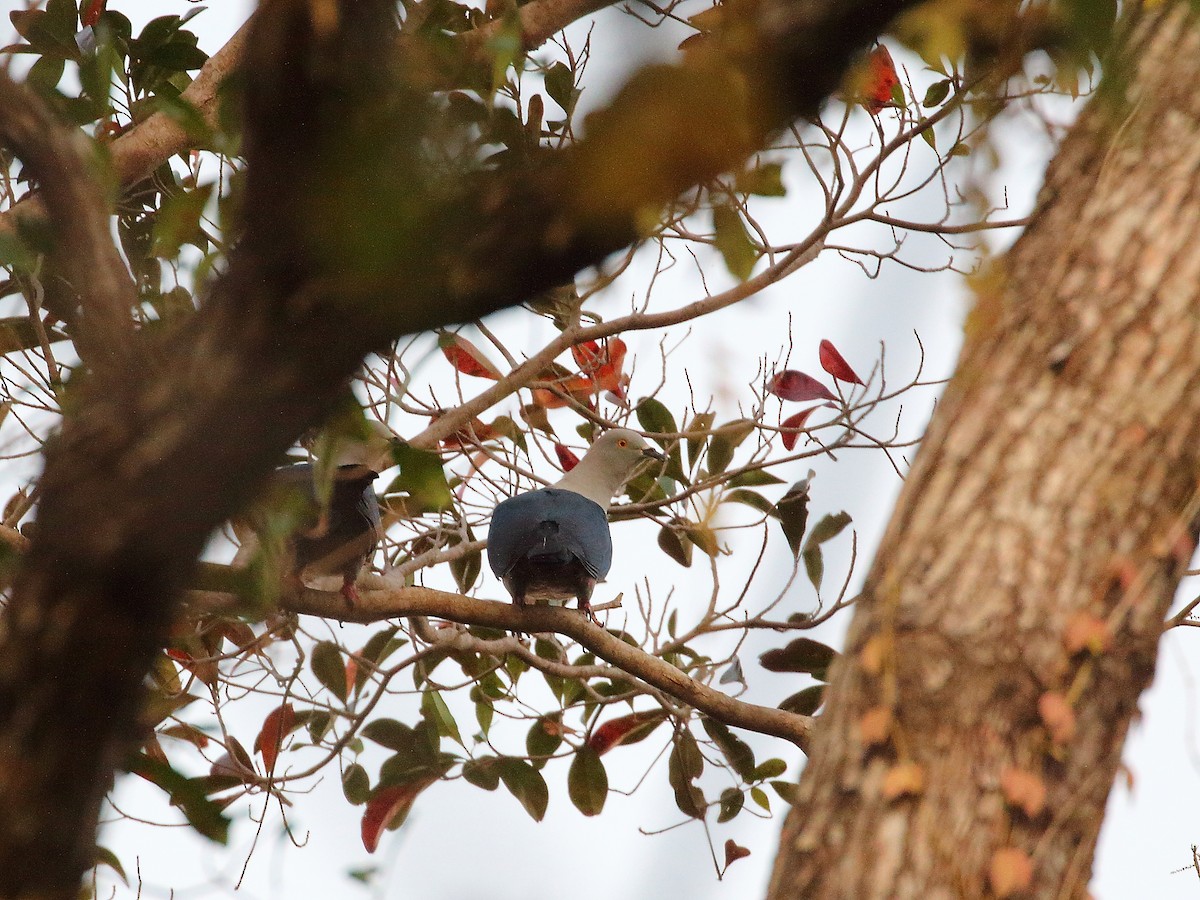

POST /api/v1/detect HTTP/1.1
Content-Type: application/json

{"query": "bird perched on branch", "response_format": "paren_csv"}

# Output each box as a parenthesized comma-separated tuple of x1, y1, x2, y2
(235, 421, 396, 606)
(487, 429, 663, 622)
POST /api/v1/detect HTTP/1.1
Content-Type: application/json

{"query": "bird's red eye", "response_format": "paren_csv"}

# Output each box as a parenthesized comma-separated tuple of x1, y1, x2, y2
(618, 439, 628, 447)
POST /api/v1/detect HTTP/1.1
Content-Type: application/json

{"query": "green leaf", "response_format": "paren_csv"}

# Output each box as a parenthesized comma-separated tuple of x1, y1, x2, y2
(685, 411, 715, 469)
(497, 758, 549, 821)
(750, 785, 770, 811)
(770, 779, 801, 805)
(682, 521, 721, 558)
(450, 531, 482, 593)
(343, 763, 370, 805)
(127, 754, 230, 844)
(759, 637, 839, 679)
(361, 718, 416, 751)
(462, 757, 501, 791)
(717, 787, 744, 822)
(803, 511, 851, 552)
(311, 641, 347, 702)
(544, 61, 580, 116)
(668, 734, 706, 819)
(146, 39, 207, 71)
(922, 79, 950, 107)
(701, 717, 756, 781)
(568, 746, 609, 816)
(779, 684, 826, 716)
(475, 699, 494, 736)
(725, 488, 774, 515)
(707, 419, 755, 475)
(752, 757, 788, 781)
(421, 689, 464, 747)
(774, 477, 812, 558)
(526, 714, 563, 761)
(712, 202, 757, 281)
(27, 54, 65, 92)
(920, 123, 937, 150)
(657, 522, 693, 568)
(635, 397, 676, 443)
(728, 469, 784, 487)
(734, 162, 786, 196)
(386, 443, 453, 514)
(801, 511, 849, 595)
(636, 397, 687, 483)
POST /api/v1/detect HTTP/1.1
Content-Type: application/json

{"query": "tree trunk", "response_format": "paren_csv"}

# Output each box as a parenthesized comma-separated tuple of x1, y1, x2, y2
(768, 5, 1200, 898)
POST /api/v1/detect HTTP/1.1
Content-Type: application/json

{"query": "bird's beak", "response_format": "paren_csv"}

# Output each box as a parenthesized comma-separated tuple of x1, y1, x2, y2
(642, 447, 666, 462)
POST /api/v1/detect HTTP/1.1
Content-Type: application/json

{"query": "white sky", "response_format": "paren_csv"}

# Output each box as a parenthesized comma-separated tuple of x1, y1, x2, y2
(6, 1, 1200, 898)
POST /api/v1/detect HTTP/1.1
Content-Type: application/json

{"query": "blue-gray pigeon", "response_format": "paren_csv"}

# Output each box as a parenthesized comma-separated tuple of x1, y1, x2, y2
(236, 422, 396, 606)
(488, 429, 663, 621)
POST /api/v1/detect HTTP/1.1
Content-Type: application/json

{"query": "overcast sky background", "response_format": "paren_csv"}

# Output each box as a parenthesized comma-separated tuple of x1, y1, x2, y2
(6, 1, 1200, 897)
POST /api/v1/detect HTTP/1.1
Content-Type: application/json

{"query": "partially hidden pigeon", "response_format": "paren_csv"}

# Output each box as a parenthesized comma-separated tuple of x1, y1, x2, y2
(236, 422, 396, 606)
(487, 428, 663, 621)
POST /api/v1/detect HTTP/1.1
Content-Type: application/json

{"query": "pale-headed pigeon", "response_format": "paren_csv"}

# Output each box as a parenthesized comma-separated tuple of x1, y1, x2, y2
(487, 428, 664, 621)
(236, 421, 396, 605)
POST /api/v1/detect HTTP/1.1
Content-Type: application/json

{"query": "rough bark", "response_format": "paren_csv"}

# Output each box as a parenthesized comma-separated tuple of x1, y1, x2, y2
(0, 0, 916, 896)
(768, 5, 1200, 898)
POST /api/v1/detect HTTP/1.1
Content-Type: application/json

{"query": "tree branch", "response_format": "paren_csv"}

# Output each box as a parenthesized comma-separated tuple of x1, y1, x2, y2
(277, 579, 813, 751)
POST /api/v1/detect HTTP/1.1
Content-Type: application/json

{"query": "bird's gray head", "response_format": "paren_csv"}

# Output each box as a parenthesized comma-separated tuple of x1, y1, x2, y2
(331, 420, 398, 474)
(552, 428, 665, 507)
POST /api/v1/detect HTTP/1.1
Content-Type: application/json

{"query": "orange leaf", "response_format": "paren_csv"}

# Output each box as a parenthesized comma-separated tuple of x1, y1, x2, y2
(863, 44, 899, 114)
(1038, 691, 1076, 745)
(344, 658, 359, 699)
(818, 339, 864, 385)
(253, 703, 296, 774)
(881, 761, 924, 799)
(1000, 766, 1047, 818)
(989, 847, 1034, 897)
(438, 413, 500, 450)
(723, 839, 751, 868)
(439, 332, 502, 380)
(361, 777, 437, 853)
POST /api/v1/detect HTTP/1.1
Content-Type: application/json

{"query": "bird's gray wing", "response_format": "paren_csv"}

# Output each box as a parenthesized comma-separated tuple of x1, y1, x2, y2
(488, 488, 612, 579)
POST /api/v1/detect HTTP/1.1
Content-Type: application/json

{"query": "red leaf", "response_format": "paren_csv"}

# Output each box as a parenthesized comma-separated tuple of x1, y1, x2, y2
(439, 333, 501, 380)
(588, 710, 669, 755)
(723, 839, 752, 867)
(780, 408, 818, 451)
(81, 0, 105, 26)
(361, 777, 437, 853)
(554, 443, 580, 471)
(253, 703, 296, 774)
(863, 44, 899, 114)
(818, 339, 864, 385)
(767, 370, 838, 403)
(571, 340, 605, 370)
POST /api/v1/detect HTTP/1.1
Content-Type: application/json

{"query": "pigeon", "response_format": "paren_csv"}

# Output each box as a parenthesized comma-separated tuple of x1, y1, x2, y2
(487, 428, 664, 621)
(236, 421, 396, 606)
